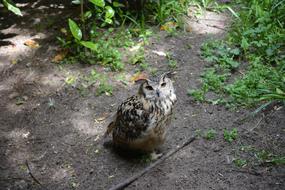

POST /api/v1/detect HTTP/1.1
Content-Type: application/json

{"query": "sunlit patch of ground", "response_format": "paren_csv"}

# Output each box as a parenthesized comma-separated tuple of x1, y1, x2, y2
(185, 7, 229, 34)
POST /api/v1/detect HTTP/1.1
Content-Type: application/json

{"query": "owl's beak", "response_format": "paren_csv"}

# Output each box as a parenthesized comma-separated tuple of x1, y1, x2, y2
(156, 90, 160, 97)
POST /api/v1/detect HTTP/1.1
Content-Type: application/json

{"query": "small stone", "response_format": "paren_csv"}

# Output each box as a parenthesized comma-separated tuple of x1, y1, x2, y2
(213, 147, 222, 152)
(22, 96, 28, 101)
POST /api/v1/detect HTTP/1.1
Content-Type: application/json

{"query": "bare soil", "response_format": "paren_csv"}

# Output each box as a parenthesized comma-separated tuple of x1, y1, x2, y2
(1, 1, 284, 190)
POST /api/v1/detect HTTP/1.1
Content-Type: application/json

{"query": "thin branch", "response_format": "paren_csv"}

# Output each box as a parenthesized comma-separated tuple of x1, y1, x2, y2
(249, 114, 264, 132)
(109, 136, 196, 190)
(25, 160, 42, 186)
(229, 168, 285, 178)
(81, 0, 86, 41)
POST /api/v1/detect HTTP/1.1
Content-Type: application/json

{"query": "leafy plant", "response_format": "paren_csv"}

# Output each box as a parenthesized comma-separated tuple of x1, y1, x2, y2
(168, 59, 177, 69)
(58, 0, 193, 73)
(65, 75, 77, 86)
(203, 129, 217, 140)
(201, 40, 240, 70)
(152, 0, 189, 25)
(254, 150, 285, 165)
(224, 128, 238, 143)
(48, 98, 56, 109)
(60, 18, 124, 70)
(97, 80, 113, 96)
(81, 69, 113, 96)
(130, 48, 145, 65)
(191, 0, 285, 107)
(233, 158, 247, 168)
(187, 89, 205, 102)
(88, 0, 116, 26)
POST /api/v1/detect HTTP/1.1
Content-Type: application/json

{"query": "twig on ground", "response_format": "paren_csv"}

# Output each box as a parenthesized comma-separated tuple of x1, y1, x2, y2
(249, 114, 264, 132)
(25, 160, 42, 186)
(229, 169, 262, 176)
(109, 136, 196, 190)
(229, 168, 285, 178)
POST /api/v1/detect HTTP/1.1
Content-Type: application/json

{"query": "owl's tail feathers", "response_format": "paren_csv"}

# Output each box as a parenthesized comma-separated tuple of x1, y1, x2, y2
(103, 121, 115, 138)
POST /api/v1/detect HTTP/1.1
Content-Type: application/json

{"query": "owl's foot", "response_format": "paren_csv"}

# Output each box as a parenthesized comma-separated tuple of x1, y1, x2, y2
(150, 151, 163, 161)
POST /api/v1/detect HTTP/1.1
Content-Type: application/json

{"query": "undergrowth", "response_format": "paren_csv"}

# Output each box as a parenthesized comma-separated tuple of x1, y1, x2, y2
(57, 0, 192, 71)
(189, 0, 285, 107)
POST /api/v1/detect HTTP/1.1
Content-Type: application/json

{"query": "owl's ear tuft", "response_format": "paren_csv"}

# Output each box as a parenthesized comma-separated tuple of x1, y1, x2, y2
(162, 71, 177, 79)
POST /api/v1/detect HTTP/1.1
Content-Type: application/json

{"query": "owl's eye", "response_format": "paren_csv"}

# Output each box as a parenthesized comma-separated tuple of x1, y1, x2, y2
(145, 85, 154, 90)
(161, 83, 166, 87)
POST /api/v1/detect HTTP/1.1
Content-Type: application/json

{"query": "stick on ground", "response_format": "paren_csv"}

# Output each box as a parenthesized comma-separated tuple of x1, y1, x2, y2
(109, 136, 196, 190)
(25, 160, 42, 186)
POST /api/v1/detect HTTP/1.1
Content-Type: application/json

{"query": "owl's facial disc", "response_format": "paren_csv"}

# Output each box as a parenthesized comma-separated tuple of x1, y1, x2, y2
(138, 72, 175, 101)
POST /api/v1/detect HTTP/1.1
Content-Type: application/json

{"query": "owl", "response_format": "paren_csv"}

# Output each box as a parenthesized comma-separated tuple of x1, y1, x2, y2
(105, 72, 177, 155)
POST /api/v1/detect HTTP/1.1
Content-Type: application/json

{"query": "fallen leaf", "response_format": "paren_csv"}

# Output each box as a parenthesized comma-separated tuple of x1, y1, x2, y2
(52, 49, 68, 63)
(160, 21, 177, 31)
(11, 59, 17, 64)
(105, 91, 111, 96)
(96, 117, 106, 122)
(185, 24, 192, 32)
(95, 112, 109, 123)
(130, 72, 148, 82)
(60, 28, 68, 35)
(152, 50, 167, 57)
(94, 135, 100, 142)
(65, 75, 76, 85)
(129, 41, 144, 52)
(22, 132, 30, 138)
(24, 39, 39, 48)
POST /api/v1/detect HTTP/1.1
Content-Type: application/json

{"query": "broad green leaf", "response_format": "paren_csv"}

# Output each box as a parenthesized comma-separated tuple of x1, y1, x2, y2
(84, 11, 92, 19)
(229, 60, 240, 68)
(89, 0, 105, 8)
(241, 37, 249, 50)
(104, 18, 113, 24)
(105, 6, 115, 18)
(231, 48, 240, 55)
(276, 88, 284, 94)
(80, 41, 98, 51)
(2, 0, 22, 16)
(68, 19, 82, 41)
(113, 1, 125, 7)
(227, 6, 239, 19)
(71, 0, 81, 4)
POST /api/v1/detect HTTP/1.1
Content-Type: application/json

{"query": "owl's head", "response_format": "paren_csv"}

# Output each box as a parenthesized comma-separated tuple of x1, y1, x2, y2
(137, 72, 176, 101)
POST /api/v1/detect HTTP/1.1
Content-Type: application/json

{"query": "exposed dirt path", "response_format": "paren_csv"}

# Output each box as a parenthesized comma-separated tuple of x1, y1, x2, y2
(1, 1, 284, 190)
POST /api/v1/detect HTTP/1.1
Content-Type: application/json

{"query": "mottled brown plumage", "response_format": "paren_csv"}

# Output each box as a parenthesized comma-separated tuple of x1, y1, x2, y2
(105, 72, 177, 153)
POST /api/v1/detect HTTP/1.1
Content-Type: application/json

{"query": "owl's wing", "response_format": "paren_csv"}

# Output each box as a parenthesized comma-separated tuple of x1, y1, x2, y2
(114, 96, 150, 140)
(104, 121, 115, 138)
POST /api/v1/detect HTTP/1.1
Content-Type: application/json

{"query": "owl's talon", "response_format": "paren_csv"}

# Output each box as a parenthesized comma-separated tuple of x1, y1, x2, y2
(150, 152, 163, 161)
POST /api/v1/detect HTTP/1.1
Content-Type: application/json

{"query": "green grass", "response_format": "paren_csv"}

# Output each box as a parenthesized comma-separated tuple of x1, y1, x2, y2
(58, 0, 192, 71)
(255, 150, 285, 165)
(233, 158, 247, 168)
(203, 129, 217, 140)
(189, 0, 285, 108)
(224, 128, 238, 143)
(79, 69, 113, 96)
(236, 145, 285, 167)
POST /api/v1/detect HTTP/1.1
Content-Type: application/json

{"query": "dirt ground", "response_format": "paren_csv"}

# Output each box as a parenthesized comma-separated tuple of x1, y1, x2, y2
(0, 1, 284, 190)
